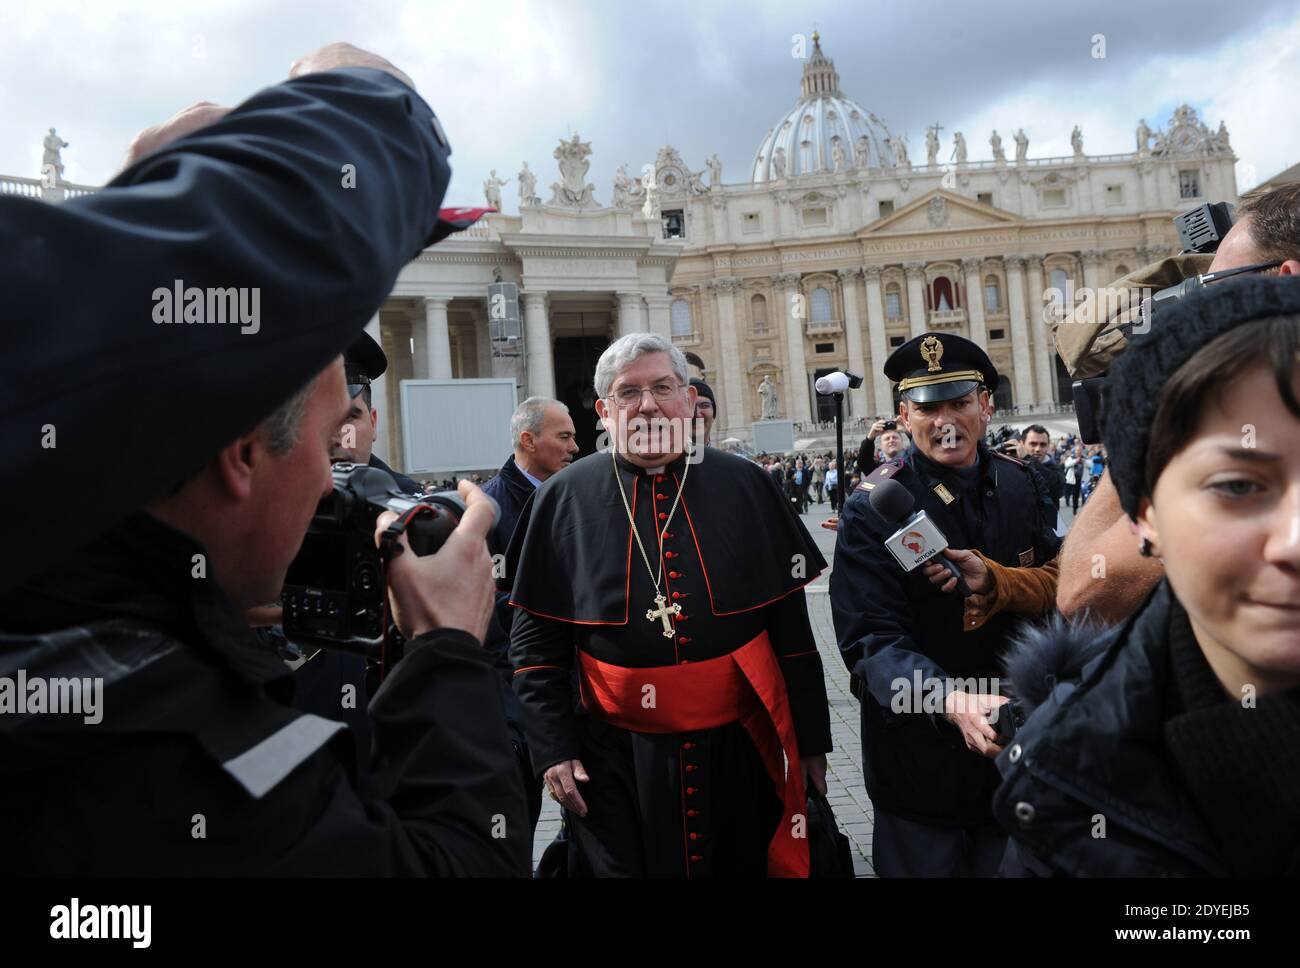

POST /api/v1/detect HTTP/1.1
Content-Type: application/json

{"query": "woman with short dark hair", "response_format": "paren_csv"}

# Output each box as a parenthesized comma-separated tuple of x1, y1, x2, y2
(996, 277, 1300, 876)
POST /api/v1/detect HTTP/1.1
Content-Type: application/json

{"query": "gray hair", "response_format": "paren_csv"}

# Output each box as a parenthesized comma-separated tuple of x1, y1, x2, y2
(593, 332, 690, 398)
(260, 377, 315, 456)
(511, 396, 567, 448)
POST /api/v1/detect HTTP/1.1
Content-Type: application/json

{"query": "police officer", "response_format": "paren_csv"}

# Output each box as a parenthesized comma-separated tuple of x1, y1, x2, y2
(830, 332, 1060, 876)
(332, 331, 422, 495)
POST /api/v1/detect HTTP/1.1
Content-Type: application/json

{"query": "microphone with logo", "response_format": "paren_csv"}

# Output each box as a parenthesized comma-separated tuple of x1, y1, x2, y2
(868, 476, 973, 596)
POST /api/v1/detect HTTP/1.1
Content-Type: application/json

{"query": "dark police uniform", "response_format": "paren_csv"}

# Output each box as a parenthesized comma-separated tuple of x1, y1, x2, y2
(830, 333, 1060, 876)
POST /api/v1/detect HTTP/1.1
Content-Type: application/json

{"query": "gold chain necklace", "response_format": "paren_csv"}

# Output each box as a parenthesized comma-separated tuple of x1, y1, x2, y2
(611, 442, 693, 637)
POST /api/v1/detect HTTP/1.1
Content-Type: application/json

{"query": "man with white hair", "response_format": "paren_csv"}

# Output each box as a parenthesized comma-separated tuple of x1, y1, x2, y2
(504, 333, 831, 877)
(482, 396, 578, 833)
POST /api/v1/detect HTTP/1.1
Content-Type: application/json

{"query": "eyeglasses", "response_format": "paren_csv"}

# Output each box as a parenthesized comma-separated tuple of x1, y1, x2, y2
(608, 382, 684, 408)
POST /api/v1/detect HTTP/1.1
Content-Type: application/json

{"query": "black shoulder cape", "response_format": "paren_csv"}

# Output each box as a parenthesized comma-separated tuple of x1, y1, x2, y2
(504, 447, 826, 623)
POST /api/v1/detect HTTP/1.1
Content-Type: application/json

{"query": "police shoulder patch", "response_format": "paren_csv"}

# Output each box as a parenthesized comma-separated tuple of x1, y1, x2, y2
(856, 457, 907, 492)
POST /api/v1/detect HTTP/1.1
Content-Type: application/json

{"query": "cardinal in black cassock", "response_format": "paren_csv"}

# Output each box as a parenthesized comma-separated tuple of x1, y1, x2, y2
(505, 337, 832, 877)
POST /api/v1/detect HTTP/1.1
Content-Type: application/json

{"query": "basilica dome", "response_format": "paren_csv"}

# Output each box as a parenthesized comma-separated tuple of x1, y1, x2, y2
(751, 33, 897, 183)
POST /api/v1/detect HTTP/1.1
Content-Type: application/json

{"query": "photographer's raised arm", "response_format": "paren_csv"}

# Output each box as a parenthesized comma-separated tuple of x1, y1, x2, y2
(1, 50, 451, 594)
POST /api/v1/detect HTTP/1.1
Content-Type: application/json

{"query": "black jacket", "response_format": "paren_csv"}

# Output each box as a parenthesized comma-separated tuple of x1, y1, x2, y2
(481, 456, 537, 736)
(369, 453, 422, 496)
(995, 580, 1300, 876)
(0, 514, 530, 876)
(831, 443, 1060, 826)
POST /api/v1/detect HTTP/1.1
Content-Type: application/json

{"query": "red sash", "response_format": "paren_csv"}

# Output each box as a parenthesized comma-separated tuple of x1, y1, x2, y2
(577, 631, 809, 877)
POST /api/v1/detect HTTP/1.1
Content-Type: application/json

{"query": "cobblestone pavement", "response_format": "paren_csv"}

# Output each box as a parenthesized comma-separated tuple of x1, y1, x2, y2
(531, 486, 1076, 876)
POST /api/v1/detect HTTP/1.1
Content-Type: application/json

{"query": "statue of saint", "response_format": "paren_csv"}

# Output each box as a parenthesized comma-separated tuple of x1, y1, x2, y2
(42, 127, 68, 182)
(831, 140, 847, 172)
(926, 125, 940, 166)
(758, 375, 779, 420)
(1071, 125, 1084, 157)
(952, 132, 967, 165)
(641, 168, 660, 220)
(483, 169, 506, 211)
(517, 162, 538, 207)
(1135, 119, 1151, 154)
(1014, 128, 1029, 164)
(990, 130, 1006, 163)
(772, 146, 787, 178)
(706, 153, 722, 186)
(854, 135, 870, 169)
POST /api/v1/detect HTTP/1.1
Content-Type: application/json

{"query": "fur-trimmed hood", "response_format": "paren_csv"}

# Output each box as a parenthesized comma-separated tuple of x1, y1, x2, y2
(1000, 613, 1121, 716)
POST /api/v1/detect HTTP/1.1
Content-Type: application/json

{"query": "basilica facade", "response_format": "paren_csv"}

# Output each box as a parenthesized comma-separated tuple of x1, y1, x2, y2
(364, 34, 1238, 467)
(3, 35, 1242, 470)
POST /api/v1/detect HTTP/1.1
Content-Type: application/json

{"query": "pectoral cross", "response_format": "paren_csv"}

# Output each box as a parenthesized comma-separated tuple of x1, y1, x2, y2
(646, 594, 682, 637)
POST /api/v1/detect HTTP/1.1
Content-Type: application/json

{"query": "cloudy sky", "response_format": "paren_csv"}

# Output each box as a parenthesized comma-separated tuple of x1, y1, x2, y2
(4, 0, 1298, 208)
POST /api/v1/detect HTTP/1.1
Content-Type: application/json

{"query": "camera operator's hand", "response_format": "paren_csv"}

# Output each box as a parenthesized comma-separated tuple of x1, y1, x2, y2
(867, 418, 887, 440)
(289, 42, 415, 91)
(375, 480, 495, 642)
(544, 759, 590, 817)
(943, 691, 1008, 758)
(921, 547, 992, 594)
(122, 101, 232, 170)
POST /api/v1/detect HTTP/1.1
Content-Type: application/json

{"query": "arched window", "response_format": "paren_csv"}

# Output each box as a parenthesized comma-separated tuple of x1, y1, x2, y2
(983, 275, 1001, 313)
(1049, 268, 1069, 295)
(670, 298, 693, 337)
(1114, 264, 1130, 277)
(750, 293, 768, 332)
(932, 276, 955, 312)
(885, 283, 902, 320)
(810, 286, 833, 322)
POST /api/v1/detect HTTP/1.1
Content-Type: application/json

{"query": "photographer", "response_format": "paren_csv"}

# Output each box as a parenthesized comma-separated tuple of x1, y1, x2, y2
(0, 45, 529, 876)
(1056, 184, 1300, 624)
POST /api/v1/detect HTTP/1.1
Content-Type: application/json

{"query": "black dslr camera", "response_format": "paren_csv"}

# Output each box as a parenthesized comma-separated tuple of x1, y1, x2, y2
(281, 462, 485, 659)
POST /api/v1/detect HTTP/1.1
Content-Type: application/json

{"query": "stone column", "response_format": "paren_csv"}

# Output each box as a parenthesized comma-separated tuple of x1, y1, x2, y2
(1082, 249, 1106, 293)
(411, 308, 429, 380)
(775, 272, 813, 425)
(1024, 256, 1054, 407)
(423, 296, 453, 379)
(617, 291, 644, 338)
(475, 303, 493, 379)
(522, 291, 554, 398)
(961, 257, 989, 349)
(905, 262, 928, 338)
(645, 294, 672, 340)
(836, 267, 869, 417)
(364, 311, 389, 463)
(710, 277, 745, 436)
(862, 266, 894, 415)
(1003, 256, 1036, 408)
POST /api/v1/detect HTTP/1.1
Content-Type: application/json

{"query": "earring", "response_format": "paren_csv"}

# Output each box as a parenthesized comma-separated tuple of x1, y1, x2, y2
(1139, 538, 1153, 558)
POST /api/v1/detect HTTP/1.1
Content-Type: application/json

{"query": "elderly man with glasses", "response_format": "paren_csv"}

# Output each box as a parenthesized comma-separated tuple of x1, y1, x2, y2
(502, 333, 832, 877)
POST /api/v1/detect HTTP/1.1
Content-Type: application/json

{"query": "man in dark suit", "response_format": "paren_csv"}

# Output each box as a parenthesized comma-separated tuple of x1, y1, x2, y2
(483, 396, 579, 834)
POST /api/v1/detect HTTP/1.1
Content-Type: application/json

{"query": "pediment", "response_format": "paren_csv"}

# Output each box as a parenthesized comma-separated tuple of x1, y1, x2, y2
(862, 189, 1021, 235)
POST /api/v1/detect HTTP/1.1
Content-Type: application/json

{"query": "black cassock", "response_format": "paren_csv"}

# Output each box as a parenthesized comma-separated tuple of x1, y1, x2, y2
(505, 447, 832, 877)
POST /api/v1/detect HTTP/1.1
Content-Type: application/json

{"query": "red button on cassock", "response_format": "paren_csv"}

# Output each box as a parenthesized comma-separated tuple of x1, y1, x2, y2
(690, 854, 702, 863)
(689, 832, 699, 841)
(682, 741, 696, 750)
(679, 660, 690, 665)
(655, 475, 664, 483)
(676, 613, 688, 622)
(687, 809, 699, 817)
(657, 512, 668, 521)
(669, 571, 682, 579)
(685, 764, 697, 773)
(656, 493, 667, 500)
(686, 787, 697, 795)
(672, 591, 682, 600)
(677, 636, 691, 645)
(665, 551, 677, 559)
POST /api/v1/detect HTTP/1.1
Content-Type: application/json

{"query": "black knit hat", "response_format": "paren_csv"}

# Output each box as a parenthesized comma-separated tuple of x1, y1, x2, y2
(690, 378, 716, 410)
(1103, 275, 1300, 520)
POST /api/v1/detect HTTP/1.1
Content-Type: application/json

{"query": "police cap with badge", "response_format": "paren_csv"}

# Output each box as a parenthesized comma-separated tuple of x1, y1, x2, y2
(884, 332, 999, 404)
(345, 330, 387, 401)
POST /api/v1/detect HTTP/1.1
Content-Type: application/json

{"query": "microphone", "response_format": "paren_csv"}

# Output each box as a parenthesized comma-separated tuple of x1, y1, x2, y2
(814, 371, 864, 395)
(867, 477, 973, 596)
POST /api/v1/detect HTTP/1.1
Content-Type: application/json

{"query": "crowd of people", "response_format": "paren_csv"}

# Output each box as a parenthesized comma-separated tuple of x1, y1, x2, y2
(3, 41, 1299, 881)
